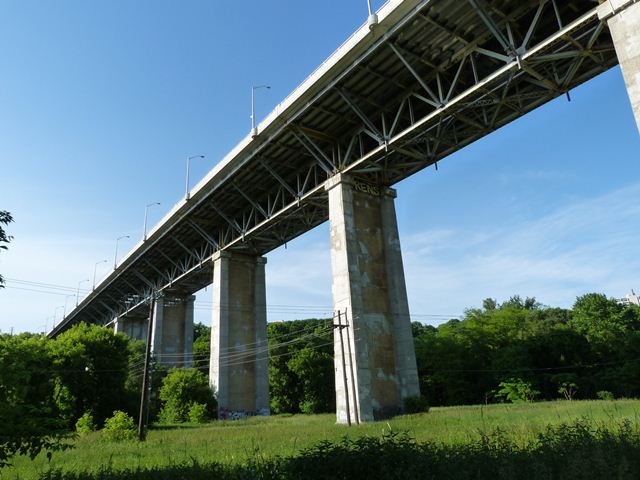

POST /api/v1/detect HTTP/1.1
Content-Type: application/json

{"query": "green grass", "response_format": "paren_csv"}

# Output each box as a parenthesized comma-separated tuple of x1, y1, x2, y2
(4, 399, 640, 479)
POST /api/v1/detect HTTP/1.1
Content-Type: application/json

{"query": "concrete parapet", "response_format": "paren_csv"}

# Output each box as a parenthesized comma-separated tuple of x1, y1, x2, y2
(209, 251, 269, 418)
(326, 174, 420, 423)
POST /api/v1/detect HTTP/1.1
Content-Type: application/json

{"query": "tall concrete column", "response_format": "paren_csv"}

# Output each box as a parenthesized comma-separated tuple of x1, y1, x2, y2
(326, 174, 420, 423)
(209, 251, 269, 419)
(600, 0, 640, 133)
(150, 294, 195, 367)
(113, 315, 148, 341)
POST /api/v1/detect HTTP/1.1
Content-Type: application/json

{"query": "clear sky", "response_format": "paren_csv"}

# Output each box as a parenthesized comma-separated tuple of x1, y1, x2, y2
(0, 1, 639, 334)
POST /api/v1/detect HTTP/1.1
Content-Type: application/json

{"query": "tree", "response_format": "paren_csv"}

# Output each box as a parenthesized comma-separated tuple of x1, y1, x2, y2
(287, 347, 335, 413)
(0, 334, 70, 467)
(267, 319, 333, 414)
(552, 373, 579, 400)
(158, 368, 215, 423)
(192, 323, 211, 375)
(0, 210, 13, 288)
(48, 323, 131, 427)
(482, 298, 497, 311)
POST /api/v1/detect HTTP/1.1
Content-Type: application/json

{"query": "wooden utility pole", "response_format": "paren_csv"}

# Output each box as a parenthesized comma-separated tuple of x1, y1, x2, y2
(336, 310, 351, 426)
(138, 295, 156, 441)
(344, 309, 360, 424)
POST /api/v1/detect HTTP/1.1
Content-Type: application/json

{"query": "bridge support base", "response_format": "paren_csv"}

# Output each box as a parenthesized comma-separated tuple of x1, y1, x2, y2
(603, 0, 640, 133)
(151, 295, 195, 367)
(209, 251, 269, 419)
(326, 174, 420, 424)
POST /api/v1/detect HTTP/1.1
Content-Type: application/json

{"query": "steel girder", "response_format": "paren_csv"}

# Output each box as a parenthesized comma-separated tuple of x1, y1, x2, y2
(50, 0, 618, 336)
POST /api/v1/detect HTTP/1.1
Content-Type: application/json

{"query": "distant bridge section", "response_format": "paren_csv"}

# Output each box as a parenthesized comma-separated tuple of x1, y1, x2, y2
(50, 0, 639, 423)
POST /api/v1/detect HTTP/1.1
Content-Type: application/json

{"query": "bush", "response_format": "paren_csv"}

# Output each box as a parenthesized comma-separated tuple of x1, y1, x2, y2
(103, 411, 136, 441)
(597, 390, 615, 401)
(495, 378, 540, 403)
(404, 395, 430, 414)
(188, 403, 209, 424)
(158, 369, 215, 423)
(75, 412, 95, 434)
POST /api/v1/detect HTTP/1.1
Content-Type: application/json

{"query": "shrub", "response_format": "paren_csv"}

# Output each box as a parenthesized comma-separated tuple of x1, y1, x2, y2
(103, 411, 136, 441)
(404, 395, 430, 414)
(75, 412, 95, 434)
(158, 369, 215, 423)
(495, 378, 540, 403)
(188, 403, 209, 424)
(597, 390, 615, 401)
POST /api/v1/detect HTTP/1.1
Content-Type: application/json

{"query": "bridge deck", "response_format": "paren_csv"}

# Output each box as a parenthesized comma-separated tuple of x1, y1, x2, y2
(51, 0, 617, 336)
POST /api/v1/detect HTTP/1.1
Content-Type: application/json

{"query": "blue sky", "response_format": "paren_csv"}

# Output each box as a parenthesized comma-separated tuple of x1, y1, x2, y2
(0, 1, 638, 334)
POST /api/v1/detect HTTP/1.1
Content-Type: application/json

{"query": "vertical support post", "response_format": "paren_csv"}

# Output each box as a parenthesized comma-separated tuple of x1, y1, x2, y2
(601, 1, 640, 133)
(344, 308, 360, 424)
(336, 310, 351, 426)
(138, 296, 155, 442)
(326, 174, 420, 423)
(150, 294, 194, 367)
(209, 251, 269, 419)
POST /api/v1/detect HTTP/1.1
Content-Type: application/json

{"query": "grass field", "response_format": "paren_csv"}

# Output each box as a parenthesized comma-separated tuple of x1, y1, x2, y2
(4, 399, 640, 479)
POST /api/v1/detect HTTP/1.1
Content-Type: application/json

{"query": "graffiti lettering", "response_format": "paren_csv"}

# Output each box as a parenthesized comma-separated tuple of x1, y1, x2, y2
(353, 179, 380, 197)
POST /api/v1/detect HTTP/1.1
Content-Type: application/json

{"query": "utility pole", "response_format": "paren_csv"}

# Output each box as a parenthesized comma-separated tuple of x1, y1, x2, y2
(138, 294, 156, 441)
(343, 309, 360, 424)
(335, 310, 351, 426)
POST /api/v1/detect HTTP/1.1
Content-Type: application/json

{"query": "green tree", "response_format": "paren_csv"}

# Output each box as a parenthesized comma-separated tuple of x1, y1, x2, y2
(48, 323, 130, 427)
(287, 347, 335, 413)
(0, 210, 13, 288)
(192, 323, 211, 375)
(570, 293, 638, 345)
(158, 368, 215, 423)
(0, 333, 70, 467)
(268, 319, 333, 414)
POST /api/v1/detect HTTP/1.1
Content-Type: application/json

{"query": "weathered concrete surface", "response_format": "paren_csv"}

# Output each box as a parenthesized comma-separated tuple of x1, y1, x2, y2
(603, 0, 640, 134)
(114, 315, 147, 341)
(209, 251, 269, 418)
(326, 174, 420, 423)
(150, 295, 195, 367)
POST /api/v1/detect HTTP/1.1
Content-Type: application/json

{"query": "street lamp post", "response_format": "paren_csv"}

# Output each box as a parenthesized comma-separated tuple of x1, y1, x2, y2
(93, 259, 107, 290)
(114, 235, 130, 269)
(63, 294, 76, 317)
(185, 156, 205, 200)
(366, 0, 378, 29)
(143, 202, 161, 240)
(53, 305, 64, 325)
(76, 279, 89, 307)
(251, 85, 271, 138)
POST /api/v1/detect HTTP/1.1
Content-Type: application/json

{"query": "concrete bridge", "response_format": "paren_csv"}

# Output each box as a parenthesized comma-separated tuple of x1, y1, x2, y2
(49, 0, 640, 423)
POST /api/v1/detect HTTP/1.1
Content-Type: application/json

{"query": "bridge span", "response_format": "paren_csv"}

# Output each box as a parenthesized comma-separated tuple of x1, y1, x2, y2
(49, 0, 640, 423)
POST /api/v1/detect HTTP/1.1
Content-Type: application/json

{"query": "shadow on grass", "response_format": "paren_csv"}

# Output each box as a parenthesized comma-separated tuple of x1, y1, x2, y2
(40, 419, 640, 480)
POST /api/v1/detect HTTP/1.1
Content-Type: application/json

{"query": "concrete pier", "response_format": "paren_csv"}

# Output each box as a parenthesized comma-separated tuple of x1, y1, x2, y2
(150, 294, 195, 367)
(601, 0, 640, 133)
(114, 315, 147, 341)
(209, 251, 269, 419)
(326, 174, 420, 423)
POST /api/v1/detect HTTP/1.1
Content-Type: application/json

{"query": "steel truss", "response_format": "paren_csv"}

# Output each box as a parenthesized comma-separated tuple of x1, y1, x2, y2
(51, 0, 618, 335)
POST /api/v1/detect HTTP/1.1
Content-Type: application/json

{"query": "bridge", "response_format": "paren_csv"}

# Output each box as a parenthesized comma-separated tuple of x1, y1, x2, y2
(49, 0, 640, 423)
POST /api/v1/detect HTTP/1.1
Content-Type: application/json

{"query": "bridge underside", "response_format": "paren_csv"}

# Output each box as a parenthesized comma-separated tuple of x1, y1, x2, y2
(50, 0, 639, 422)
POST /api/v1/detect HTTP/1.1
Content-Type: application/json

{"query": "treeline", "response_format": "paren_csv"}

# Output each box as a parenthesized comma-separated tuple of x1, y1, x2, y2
(193, 292, 640, 412)
(415, 294, 640, 405)
(3, 292, 640, 464)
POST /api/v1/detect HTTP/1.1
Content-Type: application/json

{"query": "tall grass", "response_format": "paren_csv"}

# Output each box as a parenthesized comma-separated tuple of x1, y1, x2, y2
(4, 399, 640, 479)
